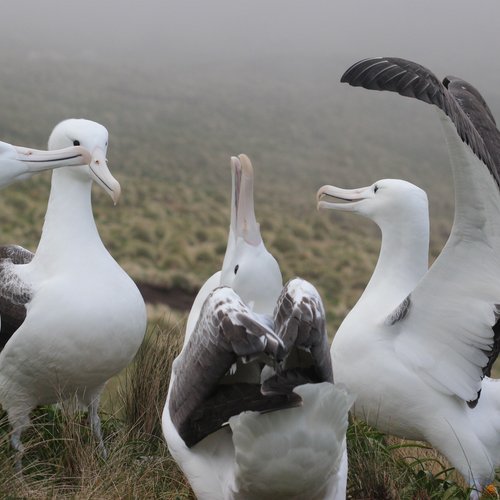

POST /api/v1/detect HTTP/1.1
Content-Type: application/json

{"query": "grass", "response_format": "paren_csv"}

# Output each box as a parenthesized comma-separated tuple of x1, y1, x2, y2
(0, 319, 497, 499)
(0, 319, 193, 499)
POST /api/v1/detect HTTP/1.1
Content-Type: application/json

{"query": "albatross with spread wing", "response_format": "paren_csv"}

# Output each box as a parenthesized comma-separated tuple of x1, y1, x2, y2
(318, 57, 500, 496)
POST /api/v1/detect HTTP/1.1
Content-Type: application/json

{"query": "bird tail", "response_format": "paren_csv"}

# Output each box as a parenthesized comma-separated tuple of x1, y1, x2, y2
(229, 382, 354, 500)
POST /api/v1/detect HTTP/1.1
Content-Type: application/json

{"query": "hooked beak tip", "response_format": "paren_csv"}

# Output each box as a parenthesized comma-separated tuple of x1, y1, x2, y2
(316, 186, 329, 203)
(317, 200, 328, 212)
(111, 183, 121, 205)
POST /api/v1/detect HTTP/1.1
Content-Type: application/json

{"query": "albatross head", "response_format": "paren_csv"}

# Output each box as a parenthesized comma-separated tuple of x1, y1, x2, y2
(48, 119, 121, 204)
(317, 179, 428, 227)
(220, 154, 282, 314)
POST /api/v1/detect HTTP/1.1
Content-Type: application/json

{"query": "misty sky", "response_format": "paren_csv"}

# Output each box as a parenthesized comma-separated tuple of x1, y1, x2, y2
(3, 1, 500, 84)
(1, 0, 499, 165)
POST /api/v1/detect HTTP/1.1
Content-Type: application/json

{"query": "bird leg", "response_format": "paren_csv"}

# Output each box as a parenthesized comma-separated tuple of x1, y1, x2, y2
(8, 410, 30, 473)
(88, 397, 107, 459)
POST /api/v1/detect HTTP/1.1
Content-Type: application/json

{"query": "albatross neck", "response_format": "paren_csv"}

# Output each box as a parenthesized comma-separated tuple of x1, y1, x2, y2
(33, 168, 106, 267)
(358, 212, 430, 312)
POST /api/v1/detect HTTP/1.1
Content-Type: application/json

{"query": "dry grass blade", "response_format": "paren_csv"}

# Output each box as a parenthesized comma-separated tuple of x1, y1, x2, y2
(120, 316, 185, 438)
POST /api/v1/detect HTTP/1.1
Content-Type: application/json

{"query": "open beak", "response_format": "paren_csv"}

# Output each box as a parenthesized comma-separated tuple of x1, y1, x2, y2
(15, 144, 91, 171)
(317, 184, 373, 212)
(88, 147, 121, 205)
(230, 154, 261, 246)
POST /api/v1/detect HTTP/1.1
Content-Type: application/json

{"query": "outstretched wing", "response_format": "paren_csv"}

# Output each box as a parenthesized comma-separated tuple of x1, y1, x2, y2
(342, 57, 500, 404)
(169, 286, 299, 448)
(445, 75, 500, 386)
(341, 57, 497, 179)
(0, 245, 34, 351)
(263, 278, 333, 395)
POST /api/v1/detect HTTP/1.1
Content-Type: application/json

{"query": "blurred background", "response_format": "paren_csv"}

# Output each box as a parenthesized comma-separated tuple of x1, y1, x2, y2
(0, 0, 499, 335)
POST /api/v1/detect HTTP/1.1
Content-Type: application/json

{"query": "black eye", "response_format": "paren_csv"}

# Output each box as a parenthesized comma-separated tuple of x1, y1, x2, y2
(234, 265, 239, 275)
(73, 140, 80, 146)
(374, 185, 379, 193)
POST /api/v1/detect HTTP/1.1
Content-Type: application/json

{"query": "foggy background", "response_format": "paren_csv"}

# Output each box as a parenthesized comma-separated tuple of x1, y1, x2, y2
(0, 0, 498, 172)
(0, 0, 499, 317)
(1, 1, 498, 78)
(1, 1, 499, 155)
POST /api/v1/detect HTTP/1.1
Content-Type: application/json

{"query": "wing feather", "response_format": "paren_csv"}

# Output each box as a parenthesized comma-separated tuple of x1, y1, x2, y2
(341, 57, 497, 182)
(169, 286, 298, 448)
(263, 278, 333, 394)
(0, 245, 33, 351)
(342, 57, 500, 403)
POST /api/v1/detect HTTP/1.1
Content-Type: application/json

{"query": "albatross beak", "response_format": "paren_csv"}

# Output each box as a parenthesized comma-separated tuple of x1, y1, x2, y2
(15, 144, 91, 171)
(230, 154, 262, 246)
(89, 147, 121, 205)
(317, 184, 373, 212)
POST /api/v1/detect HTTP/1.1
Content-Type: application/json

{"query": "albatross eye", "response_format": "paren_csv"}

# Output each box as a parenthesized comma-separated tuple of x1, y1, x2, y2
(374, 185, 379, 193)
(73, 140, 80, 146)
(234, 265, 239, 275)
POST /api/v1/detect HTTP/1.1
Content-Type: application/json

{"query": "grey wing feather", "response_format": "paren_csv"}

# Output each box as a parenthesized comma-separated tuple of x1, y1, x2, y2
(264, 278, 333, 395)
(341, 57, 498, 185)
(0, 245, 34, 351)
(444, 76, 500, 174)
(444, 78, 500, 392)
(169, 286, 298, 448)
(345, 57, 500, 406)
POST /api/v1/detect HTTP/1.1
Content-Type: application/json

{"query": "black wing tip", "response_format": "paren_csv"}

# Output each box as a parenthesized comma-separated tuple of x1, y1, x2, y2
(442, 76, 453, 89)
(340, 56, 439, 92)
(340, 56, 385, 84)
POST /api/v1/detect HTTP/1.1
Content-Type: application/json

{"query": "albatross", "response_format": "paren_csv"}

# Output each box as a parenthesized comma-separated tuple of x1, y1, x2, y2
(0, 118, 147, 465)
(317, 57, 500, 495)
(163, 154, 353, 500)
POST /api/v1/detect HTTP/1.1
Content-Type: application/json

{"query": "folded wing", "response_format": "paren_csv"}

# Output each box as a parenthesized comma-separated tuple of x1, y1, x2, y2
(0, 245, 33, 351)
(169, 286, 296, 448)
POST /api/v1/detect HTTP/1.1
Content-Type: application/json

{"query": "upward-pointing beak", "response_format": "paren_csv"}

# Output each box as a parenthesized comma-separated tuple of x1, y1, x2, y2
(15, 144, 91, 171)
(230, 154, 262, 246)
(88, 147, 121, 205)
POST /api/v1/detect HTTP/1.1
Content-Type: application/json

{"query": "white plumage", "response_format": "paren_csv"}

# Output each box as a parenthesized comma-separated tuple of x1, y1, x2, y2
(163, 154, 353, 499)
(319, 57, 500, 495)
(0, 119, 147, 464)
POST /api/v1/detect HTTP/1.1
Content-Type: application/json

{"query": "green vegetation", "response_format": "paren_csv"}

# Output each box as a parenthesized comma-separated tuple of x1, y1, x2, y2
(0, 48, 498, 497)
(1, 323, 497, 499)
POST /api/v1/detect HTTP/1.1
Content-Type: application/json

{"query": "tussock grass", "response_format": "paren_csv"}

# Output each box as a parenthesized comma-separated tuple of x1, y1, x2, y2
(0, 320, 193, 499)
(346, 418, 492, 499)
(0, 321, 496, 499)
(121, 317, 185, 438)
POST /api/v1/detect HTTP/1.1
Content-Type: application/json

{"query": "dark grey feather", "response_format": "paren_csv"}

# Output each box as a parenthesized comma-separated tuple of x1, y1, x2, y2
(341, 57, 499, 187)
(272, 278, 333, 387)
(169, 286, 288, 448)
(170, 279, 334, 447)
(468, 306, 500, 408)
(444, 76, 500, 173)
(0, 245, 33, 351)
(386, 296, 411, 326)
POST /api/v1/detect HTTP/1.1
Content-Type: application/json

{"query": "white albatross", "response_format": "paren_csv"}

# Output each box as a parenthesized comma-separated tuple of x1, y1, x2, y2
(163, 154, 353, 500)
(317, 57, 500, 496)
(0, 118, 147, 465)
